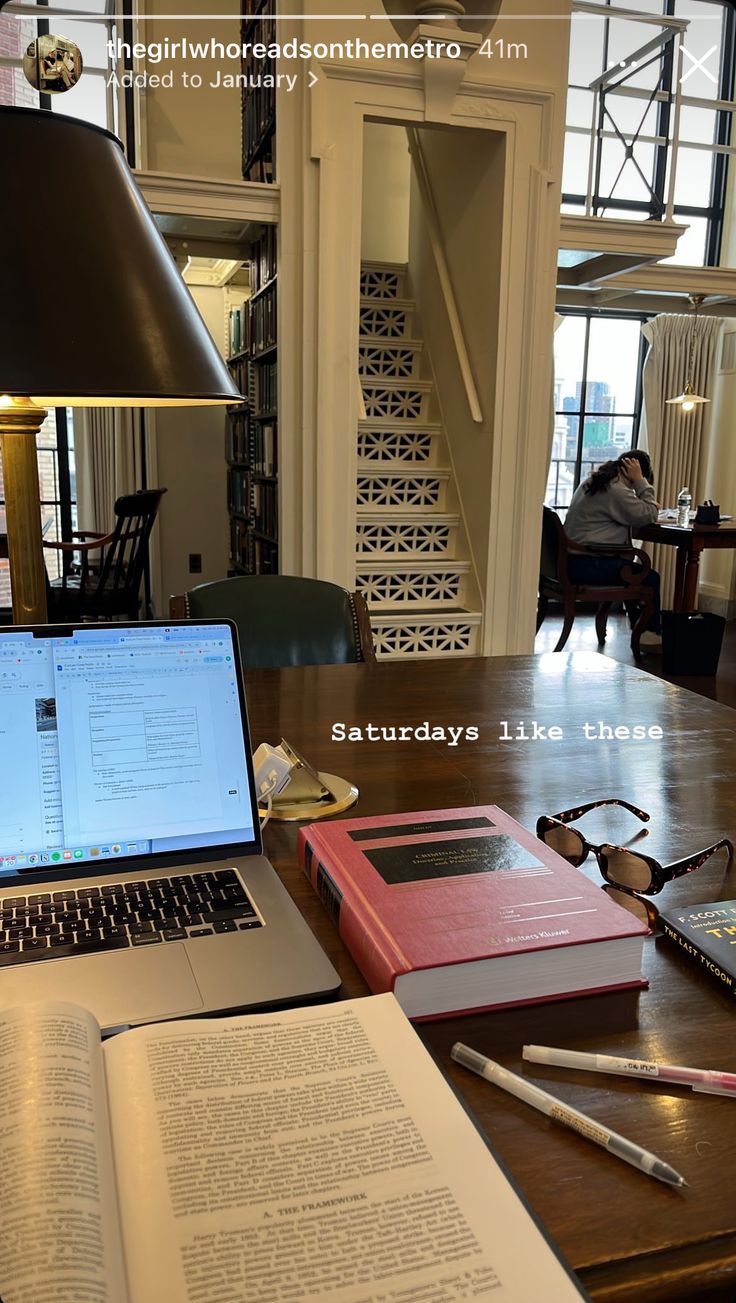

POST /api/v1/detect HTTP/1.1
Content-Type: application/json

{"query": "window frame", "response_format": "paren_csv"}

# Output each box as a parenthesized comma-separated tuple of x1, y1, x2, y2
(0, 0, 134, 618)
(548, 308, 651, 515)
(0, 0, 135, 153)
(563, 0, 736, 267)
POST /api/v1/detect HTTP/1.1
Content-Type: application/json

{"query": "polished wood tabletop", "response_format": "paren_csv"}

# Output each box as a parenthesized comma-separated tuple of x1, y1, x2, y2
(641, 519, 736, 612)
(246, 653, 736, 1303)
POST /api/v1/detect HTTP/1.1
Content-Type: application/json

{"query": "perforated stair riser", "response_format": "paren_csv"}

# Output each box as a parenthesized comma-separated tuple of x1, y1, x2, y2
(369, 613, 482, 660)
(361, 379, 432, 423)
(355, 517, 460, 560)
(356, 261, 482, 659)
(358, 340, 423, 380)
(359, 264, 407, 300)
(357, 425, 442, 467)
(355, 561, 472, 610)
(359, 298, 415, 340)
(356, 470, 449, 512)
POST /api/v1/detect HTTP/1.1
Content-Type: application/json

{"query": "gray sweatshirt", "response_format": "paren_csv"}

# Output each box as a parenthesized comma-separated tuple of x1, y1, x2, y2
(564, 475, 658, 546)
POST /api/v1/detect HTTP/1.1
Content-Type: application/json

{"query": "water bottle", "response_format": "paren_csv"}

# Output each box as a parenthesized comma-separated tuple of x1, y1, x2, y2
(677, 487, 692, 527)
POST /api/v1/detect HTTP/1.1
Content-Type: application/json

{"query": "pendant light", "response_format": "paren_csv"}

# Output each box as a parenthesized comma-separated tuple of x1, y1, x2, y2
(665, 294, 710, 413)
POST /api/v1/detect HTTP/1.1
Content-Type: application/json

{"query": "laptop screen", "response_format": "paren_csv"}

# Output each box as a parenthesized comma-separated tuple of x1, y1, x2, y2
(0, 621, 259, 883)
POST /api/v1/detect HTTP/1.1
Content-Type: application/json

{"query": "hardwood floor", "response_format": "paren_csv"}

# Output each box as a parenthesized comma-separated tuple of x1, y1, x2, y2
(535, 611, 736, 708)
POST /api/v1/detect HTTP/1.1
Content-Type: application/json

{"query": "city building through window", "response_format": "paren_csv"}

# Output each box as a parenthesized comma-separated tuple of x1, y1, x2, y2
(547, 312, 648, 515)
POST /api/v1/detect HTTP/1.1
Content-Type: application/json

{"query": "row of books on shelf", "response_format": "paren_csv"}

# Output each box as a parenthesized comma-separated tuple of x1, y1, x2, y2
(228, 475, 278, 535)
(240, 0, 276, 182)
(250, 281, 277, 355)
(228, 289, 275, 366)
(227, 436, 276, 501)
(255, 359, 277, 414)
(226, 409, 249, 464)
(243, 153, 275, 184)
(241, 0, 274, 38)
(228, 410, 277, 468)
(229, 515, 279, 574)
(252, 421, 276, 476)
(251, 536, 279, 573)
(241, 54, 275, 173)
(250, 225, 277, 294)
(229, 516, 250, 572)
(253, 479, 278, 541)
(228, 304, 250, 359)
(228, 467, 250, 517)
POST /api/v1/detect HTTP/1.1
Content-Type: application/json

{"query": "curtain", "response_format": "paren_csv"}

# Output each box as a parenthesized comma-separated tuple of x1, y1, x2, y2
(74, 407, 162, 613)
(75, 407, 142, 534)
(640, 313, 723, 606)
(546, 313, 566, 468)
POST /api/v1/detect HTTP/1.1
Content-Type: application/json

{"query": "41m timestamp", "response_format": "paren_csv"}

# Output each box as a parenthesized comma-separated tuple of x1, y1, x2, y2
(479, 36, 529, 61)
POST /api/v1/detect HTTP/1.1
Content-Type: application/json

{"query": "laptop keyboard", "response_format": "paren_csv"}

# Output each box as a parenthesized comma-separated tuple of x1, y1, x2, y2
(0, 869, 262, 966)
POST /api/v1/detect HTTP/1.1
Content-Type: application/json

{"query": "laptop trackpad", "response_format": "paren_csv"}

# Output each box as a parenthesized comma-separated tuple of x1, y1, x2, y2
(0, 946, 203, 1029)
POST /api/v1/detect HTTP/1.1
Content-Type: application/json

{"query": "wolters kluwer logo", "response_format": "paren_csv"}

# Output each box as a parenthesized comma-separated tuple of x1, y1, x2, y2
(23, 34, 83, 95)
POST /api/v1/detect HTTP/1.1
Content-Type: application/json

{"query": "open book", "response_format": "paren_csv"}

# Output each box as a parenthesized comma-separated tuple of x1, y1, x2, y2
(0, 995, 587, 1303)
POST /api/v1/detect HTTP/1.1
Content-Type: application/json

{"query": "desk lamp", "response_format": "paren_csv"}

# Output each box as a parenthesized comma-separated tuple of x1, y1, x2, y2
(0, 107, 239, 622)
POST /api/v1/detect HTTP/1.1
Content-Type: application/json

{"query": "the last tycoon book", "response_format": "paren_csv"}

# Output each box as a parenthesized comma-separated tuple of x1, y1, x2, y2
(298, 806, 648, 1020)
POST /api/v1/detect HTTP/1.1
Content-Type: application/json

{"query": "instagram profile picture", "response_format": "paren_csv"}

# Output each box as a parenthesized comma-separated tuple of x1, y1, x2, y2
(23, 34, 83, 95)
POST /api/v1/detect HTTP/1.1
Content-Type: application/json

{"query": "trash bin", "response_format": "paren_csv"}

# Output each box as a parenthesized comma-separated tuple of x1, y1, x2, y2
(661, 611, 726, 676)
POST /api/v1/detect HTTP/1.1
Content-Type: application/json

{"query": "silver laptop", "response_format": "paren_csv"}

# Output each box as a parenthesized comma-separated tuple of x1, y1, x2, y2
(0, 619, 340, 1028)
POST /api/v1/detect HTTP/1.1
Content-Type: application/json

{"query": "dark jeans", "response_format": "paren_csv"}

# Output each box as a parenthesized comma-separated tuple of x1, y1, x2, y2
(567, 555, 661, 634)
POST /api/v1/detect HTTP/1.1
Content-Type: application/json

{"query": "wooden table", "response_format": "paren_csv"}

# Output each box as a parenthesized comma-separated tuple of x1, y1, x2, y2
(641, 520, 736, 612)
(246, 654, 736, 1303)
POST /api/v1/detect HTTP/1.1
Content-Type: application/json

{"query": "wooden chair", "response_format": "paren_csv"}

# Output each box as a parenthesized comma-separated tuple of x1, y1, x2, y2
(537, 506, 655, 660)
(44, 488, 166, 622)
(169, 575, 376, 669)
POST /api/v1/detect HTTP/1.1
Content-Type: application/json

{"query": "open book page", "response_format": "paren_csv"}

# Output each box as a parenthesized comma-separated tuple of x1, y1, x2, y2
(102, 994, 583, 1303)
(0, 1002, 129, 1303)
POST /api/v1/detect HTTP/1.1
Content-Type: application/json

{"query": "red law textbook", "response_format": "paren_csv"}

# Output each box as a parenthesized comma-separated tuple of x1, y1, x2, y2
(298, 806, 648, 1019)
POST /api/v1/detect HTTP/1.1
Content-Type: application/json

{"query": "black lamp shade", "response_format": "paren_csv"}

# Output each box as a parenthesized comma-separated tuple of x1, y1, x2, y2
(1, 108, 240, 405)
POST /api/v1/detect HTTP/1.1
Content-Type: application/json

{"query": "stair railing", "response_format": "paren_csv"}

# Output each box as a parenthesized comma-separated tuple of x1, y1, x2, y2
(405, 126, 482, 425)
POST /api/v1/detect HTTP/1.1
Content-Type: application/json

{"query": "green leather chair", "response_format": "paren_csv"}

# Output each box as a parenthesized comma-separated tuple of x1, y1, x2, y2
(170, 575, 376, 669)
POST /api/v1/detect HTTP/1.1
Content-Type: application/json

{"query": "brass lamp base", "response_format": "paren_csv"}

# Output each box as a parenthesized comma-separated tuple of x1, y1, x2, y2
(0, 396, 49, 623)
(258, 739, 359, 822)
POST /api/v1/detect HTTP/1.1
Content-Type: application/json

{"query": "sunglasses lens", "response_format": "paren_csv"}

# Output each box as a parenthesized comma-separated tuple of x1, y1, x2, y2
(605, 887, 653, 928)
(544, 825, 586, 865)
(602, 848, 654, 891)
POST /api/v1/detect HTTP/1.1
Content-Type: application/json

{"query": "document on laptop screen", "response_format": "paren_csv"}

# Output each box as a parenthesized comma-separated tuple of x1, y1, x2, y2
(55, 646, 248, 844)
(0, 625, 257, 875)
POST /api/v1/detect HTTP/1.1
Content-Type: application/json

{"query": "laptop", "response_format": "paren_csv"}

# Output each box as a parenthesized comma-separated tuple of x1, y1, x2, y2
(0, 619, 340, 1028)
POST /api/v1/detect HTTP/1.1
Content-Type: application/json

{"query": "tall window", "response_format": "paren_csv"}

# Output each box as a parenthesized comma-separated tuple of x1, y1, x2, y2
(0, 0, 125, 133)
(0, 0, 126, 614)
(547, 313, 648, 514)
(564, 0, 735, 266)
(0, 412, 76, 612)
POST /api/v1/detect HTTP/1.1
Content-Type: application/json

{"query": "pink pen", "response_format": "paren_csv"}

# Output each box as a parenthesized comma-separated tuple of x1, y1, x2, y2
(523, 1045, 736, 1098)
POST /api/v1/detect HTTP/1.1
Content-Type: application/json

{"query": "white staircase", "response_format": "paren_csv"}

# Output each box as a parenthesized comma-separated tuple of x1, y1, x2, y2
(356, 261, 482, 659)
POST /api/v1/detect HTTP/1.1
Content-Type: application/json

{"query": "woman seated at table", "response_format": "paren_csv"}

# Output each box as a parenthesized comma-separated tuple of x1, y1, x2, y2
(564, 450, 661, 647)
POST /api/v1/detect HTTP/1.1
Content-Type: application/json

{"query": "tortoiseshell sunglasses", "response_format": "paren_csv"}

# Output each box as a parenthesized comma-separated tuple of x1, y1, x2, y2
(536, 798, 733, 896)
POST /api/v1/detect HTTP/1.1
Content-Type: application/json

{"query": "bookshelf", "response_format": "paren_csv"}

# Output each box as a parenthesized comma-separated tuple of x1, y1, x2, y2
(240, 0, 276, 183)
(226, 224, 278, 575)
